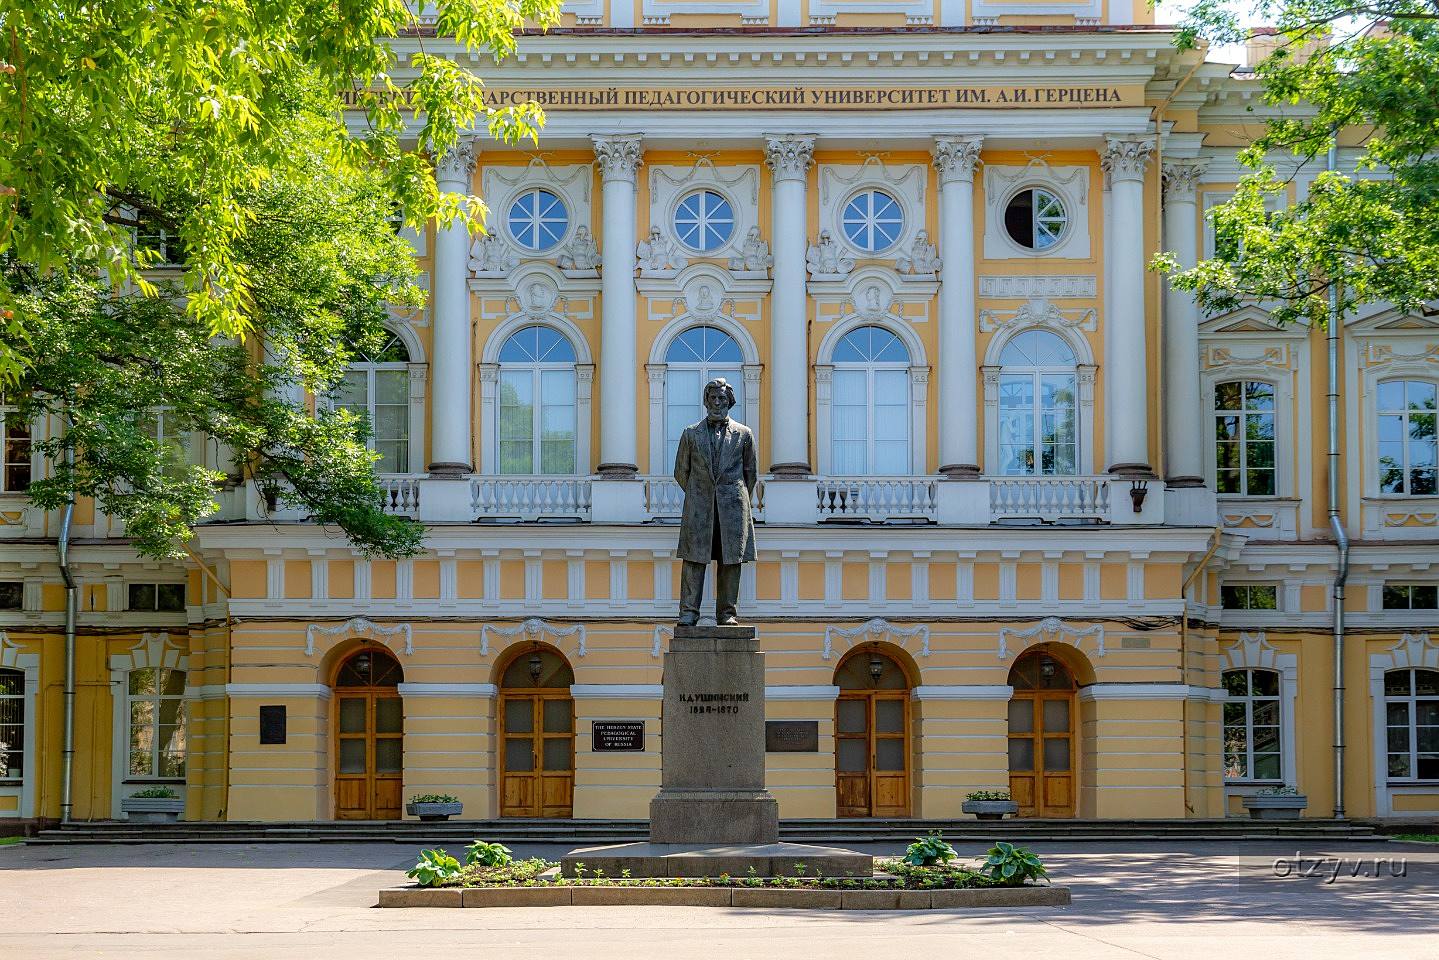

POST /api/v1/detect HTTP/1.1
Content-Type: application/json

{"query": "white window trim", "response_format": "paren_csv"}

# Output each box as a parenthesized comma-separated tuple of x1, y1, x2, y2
(1207, 376, 1284, 498)
(1221, 633, 1298, 811)
(483, 164, 593, 267)
(818, 162, 926, 263)
(0, 399, 36, 496)
(108, 633, 189, 818)
(478, 313, 594, 476)
(983, 163, 1092, 261)
(0, 632, 38, 819)
(1368, 632, 1439, 816)
(814, 315, 928, 477)
(645, 315, 762, 475)
(994, 356, 1082, 478)
(1371, 373, 1439, 498)
(648, 162, 759, 266)
(1201, 190, 1286, 261)
(981, 325, 1095, 477)
(329, 324, 427, 478)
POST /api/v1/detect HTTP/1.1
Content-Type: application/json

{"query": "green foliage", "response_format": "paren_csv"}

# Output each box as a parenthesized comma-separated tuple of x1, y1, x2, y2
(129, 786, 179, 799)
(904, 832, 958, 866)
(1157, 0, 1439, 325)
(1255, 785, 1301, 796)
(437, 858, 995, 890)
(408, 794, 460, 805)
(465, 840, 513, 868)
(406, 848, 463, 888)
(0, 0, 563, 379)
(979, 841, 1048, 887)
(965, 790, 1013, 802)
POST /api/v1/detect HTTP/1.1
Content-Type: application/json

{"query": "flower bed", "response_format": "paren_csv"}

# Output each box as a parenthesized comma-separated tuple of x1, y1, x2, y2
(439, 857, 998, 890)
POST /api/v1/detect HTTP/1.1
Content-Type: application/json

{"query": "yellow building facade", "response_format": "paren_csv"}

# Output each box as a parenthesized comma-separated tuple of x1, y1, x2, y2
(2, 9, 1438, 828)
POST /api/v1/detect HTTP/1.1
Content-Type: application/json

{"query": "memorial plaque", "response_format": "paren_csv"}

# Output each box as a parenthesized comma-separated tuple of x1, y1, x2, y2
(258, 705, 286, 745)
(592, 720, 645, 752)
(765, 720, 819, 753)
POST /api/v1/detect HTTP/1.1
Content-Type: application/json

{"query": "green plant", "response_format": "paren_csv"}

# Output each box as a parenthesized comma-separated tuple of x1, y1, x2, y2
(1255, 786, 1301, 797)
(904, 832, 957, 866)
(979, 842, 1047, 887)
(410, 794, 460, 805)
(465, 840, 513, 867)
(965, 790, 1012, 802)
(406, 849, 462, 888)
(129, 786, 179, 799)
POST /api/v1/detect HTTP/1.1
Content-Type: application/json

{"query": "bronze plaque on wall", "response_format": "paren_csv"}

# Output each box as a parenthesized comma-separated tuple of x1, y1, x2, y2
(765, 720, 819, 753)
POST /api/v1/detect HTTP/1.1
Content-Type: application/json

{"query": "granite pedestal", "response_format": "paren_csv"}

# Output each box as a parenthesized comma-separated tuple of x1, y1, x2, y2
(562, 624, 872, 879)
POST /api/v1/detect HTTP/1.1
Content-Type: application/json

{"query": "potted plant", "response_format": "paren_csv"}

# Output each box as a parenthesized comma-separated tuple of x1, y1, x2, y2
(406, 794, 463, 821)
(120, 786, 184, 823)
(962, 789, 1019, 820)
(1242, 785, 1308, 820)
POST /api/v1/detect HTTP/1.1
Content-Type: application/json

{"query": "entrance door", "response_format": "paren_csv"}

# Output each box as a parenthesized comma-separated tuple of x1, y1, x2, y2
(333, 649, 404, 820)
(1007, 647, 1076, 818)
(498, 648, 575, 817)
(834, 650, 911, 818)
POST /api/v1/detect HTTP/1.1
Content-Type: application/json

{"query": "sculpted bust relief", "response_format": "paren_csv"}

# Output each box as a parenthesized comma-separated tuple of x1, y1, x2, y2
(557, 225, 600, 271)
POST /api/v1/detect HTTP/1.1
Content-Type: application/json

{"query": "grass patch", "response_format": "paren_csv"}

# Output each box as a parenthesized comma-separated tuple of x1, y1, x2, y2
(0, 836, 23, 846)
(436, 857, 1006, 890)
(1394, 833, 1439, 843)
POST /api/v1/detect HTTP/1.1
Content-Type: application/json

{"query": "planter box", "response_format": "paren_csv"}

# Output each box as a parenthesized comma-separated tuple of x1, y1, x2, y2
(962, 799, 1019, 820)
(406, 801, 463, 822)
(379, 884, 1071, 910)
(120, 796, 184, 823)
(1242, 794, 1308, 820)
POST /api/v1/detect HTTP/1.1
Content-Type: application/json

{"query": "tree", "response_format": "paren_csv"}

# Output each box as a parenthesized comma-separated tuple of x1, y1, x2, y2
(1156, 1, 1439, 325)
(0, 0, 559, 377)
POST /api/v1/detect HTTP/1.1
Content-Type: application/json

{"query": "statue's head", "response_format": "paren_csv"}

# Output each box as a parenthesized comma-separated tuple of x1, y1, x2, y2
(703, 377, 736, 419)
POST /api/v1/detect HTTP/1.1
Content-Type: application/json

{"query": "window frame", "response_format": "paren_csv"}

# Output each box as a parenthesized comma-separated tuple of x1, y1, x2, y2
(1002, 186, 1069, 252)
(1383, 668, 1439, 784)
(672, 189, 736, 254)
(505, 187, 570, 253)
(124, 666, 188, 782)
(0, 667, 24, 783)
(826, 325, 914, 477)
(661, 326, 746, 471)
(0, 398, 32, 494)
(496, 324, 580, 477)
(1213, 379, 1278, 497)
(1381, 583, 1439, 611)
(1375, 378, 1437, 498)
(839, 189, 906, 255)
(995, 329, 1080, 478)
(1221, 667, 1285, 784)
(1220, 583, 1281, 611)
(127, 583, 187, 613)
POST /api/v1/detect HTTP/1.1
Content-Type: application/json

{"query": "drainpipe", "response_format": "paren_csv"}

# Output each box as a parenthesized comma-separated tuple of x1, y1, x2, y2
(1326, 140, 1350, 819)
(57, 486, 77, 824)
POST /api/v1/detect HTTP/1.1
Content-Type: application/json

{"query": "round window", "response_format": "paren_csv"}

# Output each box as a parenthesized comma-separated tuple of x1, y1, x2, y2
(674, 190, 735, 253)
(507, 188, 569, 252)
(840, 190, 905, 253)
(1003, 188, 1067, 250)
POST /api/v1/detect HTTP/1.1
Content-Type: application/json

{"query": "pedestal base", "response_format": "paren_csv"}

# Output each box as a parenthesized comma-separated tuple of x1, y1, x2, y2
(649, 789, 778, 844)
(560, 842, 874, 879)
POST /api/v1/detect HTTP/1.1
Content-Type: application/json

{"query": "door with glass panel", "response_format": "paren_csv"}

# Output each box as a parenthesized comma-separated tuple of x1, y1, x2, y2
(1007, 647, 1076, 818)
(834, 650, 910, 817)
(333, 649, 404, 820)
(498, 648, 575, 817)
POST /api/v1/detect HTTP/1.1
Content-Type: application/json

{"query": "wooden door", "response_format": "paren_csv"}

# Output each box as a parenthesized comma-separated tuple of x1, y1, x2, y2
(1008, 691, 1075, 817)
(499, 693, 574, 817)
(835, 692, 910, 817)
(335, 691, 403, 820)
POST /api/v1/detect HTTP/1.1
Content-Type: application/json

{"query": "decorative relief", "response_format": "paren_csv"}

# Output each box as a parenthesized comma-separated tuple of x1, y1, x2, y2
(1382, 509, 1439, 528)
(504, 277, 566, 319)
(556, 226, 600, 273)
(823, 618, 931, 660)
(673, 279, 734, 321)
(469, 234, 518, 276)
(649, 158, 761, 264)
(806, 230, 855, 277)
(434, 140, 476, 186)
(998, 617, 1105, 659)
(763, 135, 816, 183)
(895, 231, 940, 276)
(1363, 341, 1439, 367)
(983, 160, 1091, 260)
(305, 618, 413, 657)
(651, 624, 672, 658)
(592, 135, 643, 183)
(1100, 135, 1156, 183)
(847, 281, 900, 321)
(932, 136, 984, 185)
(1202, 344, 1292, 370)
(978, 296, 1097, 334)
(1162, 159, 1209, 202)
(726, 227, 772, 273)
(979, 275, 1097, 299)
(636, 228, 689, 275)
(1225, 631, 1281, 670)
(819, 157, 925, 206)
(481, 618, 587, 657)
(1222, 512, 1278, 529)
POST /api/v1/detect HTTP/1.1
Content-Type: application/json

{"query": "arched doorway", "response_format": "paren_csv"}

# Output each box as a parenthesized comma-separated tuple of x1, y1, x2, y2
(333, 647, 404, 820)
(834, 648, 911, 818)
(498, 646, 575, 817)
(1007, 645, 1077, 818)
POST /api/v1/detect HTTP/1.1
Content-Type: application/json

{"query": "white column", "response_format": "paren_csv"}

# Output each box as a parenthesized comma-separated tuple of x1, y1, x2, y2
(592, 134, 643, 479)
(763, 134, 816, 476)
(932, 136, 983, 478)
(428, 140, 477, 476)
(1100, 135, 1157, 477)
(1161, 159, 1208, 487)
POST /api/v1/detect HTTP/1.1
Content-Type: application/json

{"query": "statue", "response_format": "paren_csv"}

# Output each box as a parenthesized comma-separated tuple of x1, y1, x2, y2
(557, 225, 600, 271)
(896, 230, 941, 274)
(469, 233, 517, 275)
(673, 378, 757, 626)
(636, 227, 688, 273)
(726, 227, 773, 272)
(805, 229, 854, 276)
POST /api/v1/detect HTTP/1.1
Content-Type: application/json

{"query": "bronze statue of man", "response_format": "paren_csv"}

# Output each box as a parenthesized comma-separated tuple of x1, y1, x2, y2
(674, 377, 757, 626)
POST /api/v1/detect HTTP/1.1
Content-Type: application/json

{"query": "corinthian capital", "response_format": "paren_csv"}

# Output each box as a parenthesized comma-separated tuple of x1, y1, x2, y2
(1161, 158, 1209, 203)
(591, 134, 644, 183)
(764, 135, 816, 183)
(1100, 135, 1156, 184)
(932, 136, 984, 185)
(435, 139, 477, 188)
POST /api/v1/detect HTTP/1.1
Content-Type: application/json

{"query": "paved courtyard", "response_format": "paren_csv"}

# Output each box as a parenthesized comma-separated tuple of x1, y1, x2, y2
(3, 837, 1436, 959)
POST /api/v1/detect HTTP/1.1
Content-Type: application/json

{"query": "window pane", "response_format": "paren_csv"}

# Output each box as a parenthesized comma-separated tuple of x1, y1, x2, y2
(543, 698, 573, 734)
(1222, 670, 1249, 697)
(1042, 698, 1070, 733)
(874, 698, 904, 734)
(1251, 671, 1279, 697)
(1252, 700, 1280, 726)
(542, 736, 573, 771)
(875, 737, 905, 771)
(1417, 671, 1439, 697)
(339, 697, 367, 733)
(505, 698, 534, 734)
(1252, 753, 1281, 780)
(1007, 737, 1034, 772)
(375, 698, 403, 734)
(338, 738, 366, 774)
(1042, 736, 1071, 772)
(128, 584, 156, 612)
(157, 584, 186, 611)
(836, 738, 868, 773)
(837, 699, 868, 735)
(1008, 699, 1034, 733)
(374, 738, 402, 774)
(1225, 752, 1248, 779)
(1252, 726, 1280, 753)
(1386, 671, 1413, 696)
(1389, 753, 1412, 778)
(1389, 725, 1412, 752)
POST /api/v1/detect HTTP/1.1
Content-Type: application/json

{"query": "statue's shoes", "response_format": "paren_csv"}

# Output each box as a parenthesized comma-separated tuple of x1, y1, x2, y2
(717, 617, 739, 626)
(676, 616, 699, 627)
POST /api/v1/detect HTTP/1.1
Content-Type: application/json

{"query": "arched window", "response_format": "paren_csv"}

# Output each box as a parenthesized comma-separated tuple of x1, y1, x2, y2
(0, 668, 23, 782)
(334, 330, 412, 474)
(126, 667, 187, 779)
(1378, 379, 1436, 496)
(1214, 381, 1277, 496)
(997, 329, 1078, 476)
(1384, 668, 1439, 781)
(1222, 668, 1282, 781)
(830, 326, 911, 475)
(664, 327, 745, 468)
(498, 325, 577, 475)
